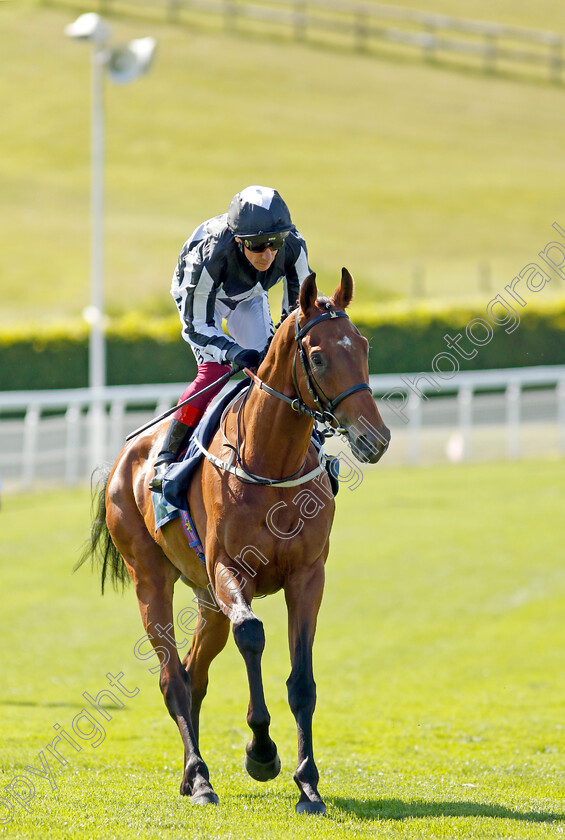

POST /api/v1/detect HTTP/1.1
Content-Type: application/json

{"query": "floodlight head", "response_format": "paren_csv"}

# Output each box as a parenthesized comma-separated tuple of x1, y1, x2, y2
(107, 37, 157, 84)
(64, 13, 112, 44)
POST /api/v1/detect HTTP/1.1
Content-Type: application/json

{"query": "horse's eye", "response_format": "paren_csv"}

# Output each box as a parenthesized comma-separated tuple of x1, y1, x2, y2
(310, 352, 324, 368)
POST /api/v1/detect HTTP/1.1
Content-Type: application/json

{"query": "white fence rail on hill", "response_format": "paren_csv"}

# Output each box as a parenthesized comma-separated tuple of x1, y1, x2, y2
(95, 0, 565, 80)
(1, 365, 564, 491)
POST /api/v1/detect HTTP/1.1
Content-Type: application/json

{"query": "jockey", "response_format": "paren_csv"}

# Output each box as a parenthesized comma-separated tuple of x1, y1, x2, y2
(149, 185, 312, 492)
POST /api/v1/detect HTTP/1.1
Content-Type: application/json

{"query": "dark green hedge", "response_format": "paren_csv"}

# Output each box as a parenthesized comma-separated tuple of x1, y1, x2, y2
(1, 299, 564, 391)
(0, 318, 197, 391)
(357, 298, 565, 374)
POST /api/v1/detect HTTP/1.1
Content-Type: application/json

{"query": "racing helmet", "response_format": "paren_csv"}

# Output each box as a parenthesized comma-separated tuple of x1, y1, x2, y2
(227, 186, 294, 239)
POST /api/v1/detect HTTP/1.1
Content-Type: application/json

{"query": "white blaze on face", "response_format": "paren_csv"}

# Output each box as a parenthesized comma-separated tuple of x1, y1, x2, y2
(239, 185, 275, 209)
(337, 336, 353, 350)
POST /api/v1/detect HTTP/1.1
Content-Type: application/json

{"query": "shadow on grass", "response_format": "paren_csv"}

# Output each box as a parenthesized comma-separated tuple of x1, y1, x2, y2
(0, 699, 126, 710)
(330, 797, 565, 823)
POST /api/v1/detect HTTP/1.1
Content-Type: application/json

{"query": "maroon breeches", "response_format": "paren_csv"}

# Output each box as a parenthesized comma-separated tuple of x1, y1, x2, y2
(173, 362, 231, 426)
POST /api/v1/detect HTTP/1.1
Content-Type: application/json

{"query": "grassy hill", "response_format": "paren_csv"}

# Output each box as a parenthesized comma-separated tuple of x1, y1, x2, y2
(3, 1, 565, 326)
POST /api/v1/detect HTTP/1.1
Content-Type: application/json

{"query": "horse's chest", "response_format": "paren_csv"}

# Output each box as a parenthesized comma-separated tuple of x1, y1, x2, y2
(206, 472, 334, 594)
(222, 506, 331, 594)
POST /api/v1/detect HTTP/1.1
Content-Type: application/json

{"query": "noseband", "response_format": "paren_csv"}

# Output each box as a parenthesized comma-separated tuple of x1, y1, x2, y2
(247, 307, 372, 436)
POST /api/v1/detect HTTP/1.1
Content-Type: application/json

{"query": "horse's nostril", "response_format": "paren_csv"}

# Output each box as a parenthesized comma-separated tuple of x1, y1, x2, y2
(352, 430, 390, 464)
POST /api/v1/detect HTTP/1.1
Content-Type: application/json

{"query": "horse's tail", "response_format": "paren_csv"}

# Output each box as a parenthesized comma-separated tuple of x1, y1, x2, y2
(75, 466, 131, 594)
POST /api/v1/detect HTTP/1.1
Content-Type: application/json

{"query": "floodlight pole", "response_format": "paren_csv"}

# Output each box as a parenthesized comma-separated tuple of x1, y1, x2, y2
(65, 14, 156, 473)
(89, 39, 107, 473)
(90, 40, 106, 401)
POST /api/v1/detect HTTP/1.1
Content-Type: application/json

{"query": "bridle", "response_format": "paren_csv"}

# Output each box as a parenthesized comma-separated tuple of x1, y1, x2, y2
(193, 305, 373, 487)
(292, 307, 372, 432)
(247, 307, 372, 437)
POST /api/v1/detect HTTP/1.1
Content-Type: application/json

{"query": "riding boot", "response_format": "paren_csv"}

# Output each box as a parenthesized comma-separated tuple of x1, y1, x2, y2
(149, 418, 194, 493)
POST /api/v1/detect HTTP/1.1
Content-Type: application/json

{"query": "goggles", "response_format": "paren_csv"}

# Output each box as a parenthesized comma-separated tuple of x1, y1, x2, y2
(242, 232, 289, 252)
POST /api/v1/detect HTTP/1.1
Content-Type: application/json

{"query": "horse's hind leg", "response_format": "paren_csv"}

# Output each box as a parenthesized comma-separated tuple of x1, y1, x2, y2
(212, 558, 281, 782)
(285, 560, 326, 815)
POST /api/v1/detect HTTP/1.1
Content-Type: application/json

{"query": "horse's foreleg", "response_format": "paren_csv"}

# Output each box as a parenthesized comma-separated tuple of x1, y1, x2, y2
(133, 574, 219, 805)
(212, 559, 281, 782)
(284, 559, 326, 815)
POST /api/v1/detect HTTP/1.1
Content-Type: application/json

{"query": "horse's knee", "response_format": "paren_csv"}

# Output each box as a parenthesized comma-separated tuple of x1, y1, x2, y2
(189, 678, 208, 716)
(159, 665, 190, 717)
(190, 674, 208, 700)
(233, 618, 265, 657)
(287, 672, 316, 717)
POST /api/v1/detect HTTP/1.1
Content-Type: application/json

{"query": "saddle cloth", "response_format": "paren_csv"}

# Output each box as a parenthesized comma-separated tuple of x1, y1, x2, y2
(151, 490, 206, 566)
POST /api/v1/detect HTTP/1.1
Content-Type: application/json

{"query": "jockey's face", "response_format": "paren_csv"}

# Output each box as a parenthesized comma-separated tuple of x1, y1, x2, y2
(236, 237, 279, 272)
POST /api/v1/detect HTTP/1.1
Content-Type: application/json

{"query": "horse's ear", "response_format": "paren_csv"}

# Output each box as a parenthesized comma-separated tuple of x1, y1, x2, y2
(331, 267, 354, 310)
(299, 273, 318, 316)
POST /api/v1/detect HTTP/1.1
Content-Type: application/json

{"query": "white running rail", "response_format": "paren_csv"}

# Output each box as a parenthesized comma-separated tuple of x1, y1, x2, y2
(1, 365, 564, 490)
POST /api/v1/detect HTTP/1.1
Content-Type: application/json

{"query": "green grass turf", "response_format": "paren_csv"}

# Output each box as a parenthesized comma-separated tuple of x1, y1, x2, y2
(3, 2, 565, 327)
(1, 457, 564, 838)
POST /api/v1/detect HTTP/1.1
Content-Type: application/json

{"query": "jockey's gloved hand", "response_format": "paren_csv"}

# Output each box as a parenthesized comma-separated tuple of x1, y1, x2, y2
(225, 345, 261, 370)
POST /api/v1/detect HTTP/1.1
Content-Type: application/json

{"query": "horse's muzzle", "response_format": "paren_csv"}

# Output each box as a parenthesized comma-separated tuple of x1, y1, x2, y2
(349, 425, 391, 465)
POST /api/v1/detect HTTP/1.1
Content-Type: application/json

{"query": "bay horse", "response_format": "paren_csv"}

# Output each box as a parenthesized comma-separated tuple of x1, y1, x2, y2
(80, 269, 390, 815)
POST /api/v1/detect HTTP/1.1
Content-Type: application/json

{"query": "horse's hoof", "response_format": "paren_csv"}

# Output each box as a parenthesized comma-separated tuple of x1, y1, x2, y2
(295, 800, 326, 816)
(191, 789, 219, 806)
(244, 751, 281, 781)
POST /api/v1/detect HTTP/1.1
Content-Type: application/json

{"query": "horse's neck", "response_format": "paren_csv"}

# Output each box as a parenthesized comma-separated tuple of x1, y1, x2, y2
(237, 332, 315, 478)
